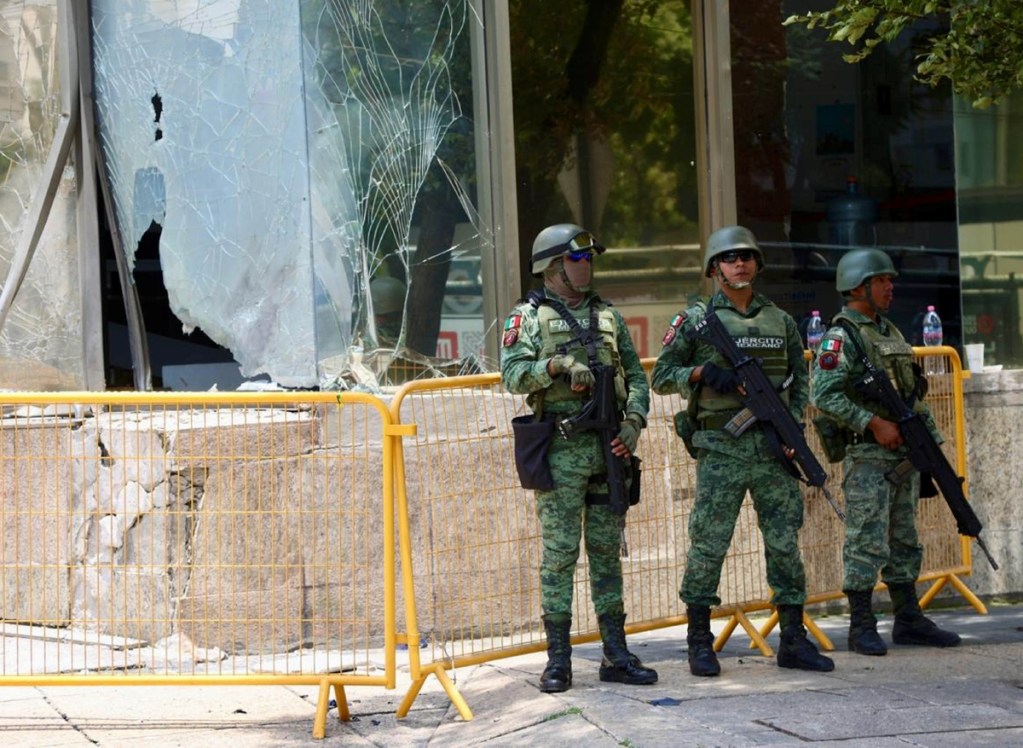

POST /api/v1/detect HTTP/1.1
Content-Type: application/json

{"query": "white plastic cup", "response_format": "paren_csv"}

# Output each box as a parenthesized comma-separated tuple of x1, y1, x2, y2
(965, 343, 985, 372)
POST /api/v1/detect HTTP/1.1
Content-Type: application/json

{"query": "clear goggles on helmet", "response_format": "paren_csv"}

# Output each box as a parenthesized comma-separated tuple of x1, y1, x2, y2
(561, 233, 600, 263)
(566, 232, 598, 252)
(534, 231, 605, 265)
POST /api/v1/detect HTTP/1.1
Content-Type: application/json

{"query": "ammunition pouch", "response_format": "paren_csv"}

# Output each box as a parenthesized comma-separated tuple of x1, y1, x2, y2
(812, 414, 848, 463)
(511, 414, 555, 490)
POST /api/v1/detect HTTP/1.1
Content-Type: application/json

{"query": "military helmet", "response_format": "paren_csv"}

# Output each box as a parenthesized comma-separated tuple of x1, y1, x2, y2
(370, 276, 406, 315)
(703, 225, 763, 277)
(530, 223, 606, 277)
(835, 248, 898, 293)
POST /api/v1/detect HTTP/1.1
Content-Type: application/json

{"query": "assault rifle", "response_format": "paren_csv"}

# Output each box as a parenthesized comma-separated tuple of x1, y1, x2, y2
(686, 311, 846, 521)
(850, 352, 999, 571)
(557, 363, 637, 557)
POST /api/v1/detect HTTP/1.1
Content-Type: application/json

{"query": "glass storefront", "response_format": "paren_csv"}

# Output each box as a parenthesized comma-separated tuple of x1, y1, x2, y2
(89, 0, 489, 387)
(0, 1, 87, 389)
(2, 2, 1017, 387)
(508, 0, 700, 358)
(956, 91, 1023, 368)
(730, 2, 962, 350)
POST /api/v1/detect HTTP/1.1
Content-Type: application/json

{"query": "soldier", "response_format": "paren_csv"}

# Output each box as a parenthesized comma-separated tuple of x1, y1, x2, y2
(810, 248, 960, 655)
(501, 223, 657, 693)
(651, 225, 834, 676)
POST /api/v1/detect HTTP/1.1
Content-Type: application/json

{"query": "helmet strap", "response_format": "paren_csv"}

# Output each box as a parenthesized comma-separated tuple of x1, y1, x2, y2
(714, 260, 755, 290)
(544, 260, 587, 304)
(850, 278, 882, 318)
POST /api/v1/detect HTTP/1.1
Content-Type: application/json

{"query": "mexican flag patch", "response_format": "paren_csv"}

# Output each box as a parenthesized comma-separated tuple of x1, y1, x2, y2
(821, 337, 842, 353)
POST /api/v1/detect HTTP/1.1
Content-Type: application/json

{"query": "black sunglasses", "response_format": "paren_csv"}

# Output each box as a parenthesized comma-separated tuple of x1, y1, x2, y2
(718, 250, 756, 264)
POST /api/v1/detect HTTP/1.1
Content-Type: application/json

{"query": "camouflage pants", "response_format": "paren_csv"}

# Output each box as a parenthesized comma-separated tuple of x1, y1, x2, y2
(841, 452, 922, 591)
(680, 437, 807, 607)
(535, 429, 624, 618)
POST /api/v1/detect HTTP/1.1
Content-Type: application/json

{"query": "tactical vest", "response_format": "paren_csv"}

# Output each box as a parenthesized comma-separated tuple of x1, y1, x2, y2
(535, 300, 626, 405)
(697, 300, 792, 415)
(833, 311, 923, 419)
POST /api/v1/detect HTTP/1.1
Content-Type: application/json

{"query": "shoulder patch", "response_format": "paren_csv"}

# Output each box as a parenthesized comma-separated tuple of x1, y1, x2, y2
(662, 311, 687, 346)
(502, 312, 522, 347)
(818, 351, 839, 370)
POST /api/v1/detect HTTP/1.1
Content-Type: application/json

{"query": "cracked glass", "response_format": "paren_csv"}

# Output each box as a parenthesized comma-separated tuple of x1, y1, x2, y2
(91, 0, 487, 389)
(0, 1, 84, 390)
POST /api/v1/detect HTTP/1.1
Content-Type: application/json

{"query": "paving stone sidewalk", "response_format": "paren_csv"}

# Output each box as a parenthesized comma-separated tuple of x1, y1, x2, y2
(2, 603, 1021, 747)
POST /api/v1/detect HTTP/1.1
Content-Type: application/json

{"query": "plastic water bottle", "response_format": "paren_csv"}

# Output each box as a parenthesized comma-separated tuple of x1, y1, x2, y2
(806, 310, 825, 353)
(922, 305, 944, 374)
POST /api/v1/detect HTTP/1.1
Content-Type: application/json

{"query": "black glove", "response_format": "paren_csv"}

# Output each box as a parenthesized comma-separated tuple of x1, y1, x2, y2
(701, 362, 740, 394)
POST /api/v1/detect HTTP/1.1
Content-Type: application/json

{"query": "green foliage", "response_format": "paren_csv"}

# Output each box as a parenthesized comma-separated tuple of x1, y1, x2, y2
(510, 0, 697, 249)
(784, 1, 1023, 108)
(541, 706, 584, 721)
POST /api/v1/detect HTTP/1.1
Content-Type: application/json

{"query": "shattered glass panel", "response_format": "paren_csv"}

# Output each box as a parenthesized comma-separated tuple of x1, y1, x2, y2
(302, 0, 488, 386)
(91, 0, 488, 390)
(91, 1, 316, 387)
(0, 1, 85, 390)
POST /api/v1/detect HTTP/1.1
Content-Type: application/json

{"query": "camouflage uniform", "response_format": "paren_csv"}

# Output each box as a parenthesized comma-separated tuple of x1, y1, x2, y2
(651, 290, 809, 607)
(810, 308, 942, 591)
(500, 289, 649, 618)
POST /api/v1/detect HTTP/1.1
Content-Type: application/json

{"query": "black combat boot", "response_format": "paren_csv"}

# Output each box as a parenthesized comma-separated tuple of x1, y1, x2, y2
(539, 614, 573, 692)
(685, 604, 721, 677)
(597, 612, 658, 685)
(845, 589, 888, 656)
(888, 583, 961, 648)
(776, 605, 835, 671)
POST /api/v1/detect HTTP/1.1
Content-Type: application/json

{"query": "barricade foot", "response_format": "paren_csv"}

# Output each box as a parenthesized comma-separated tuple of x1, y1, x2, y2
(312, 679, 351, 739)
(398, 664, 474, 721)
(753, 610, 780, 647)
(717, 608, 773, 657)
(754, 609, 833, 651)
(918, 574, 988, 614)
(803, 612, 835, 651)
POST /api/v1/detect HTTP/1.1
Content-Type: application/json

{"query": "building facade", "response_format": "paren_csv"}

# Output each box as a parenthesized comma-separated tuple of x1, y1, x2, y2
(0, 1, 1021, 390)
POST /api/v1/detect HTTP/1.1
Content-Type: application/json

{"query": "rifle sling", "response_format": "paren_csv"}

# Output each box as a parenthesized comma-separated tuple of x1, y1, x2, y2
(532, 291, 602, 369)
(833, 318, 917, 409)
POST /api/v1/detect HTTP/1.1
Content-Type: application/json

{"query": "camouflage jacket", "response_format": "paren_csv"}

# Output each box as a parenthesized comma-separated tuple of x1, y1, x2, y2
(810, 307, 942, 452)
(650, 290, 808, 423)
(499, 289, 649, 421)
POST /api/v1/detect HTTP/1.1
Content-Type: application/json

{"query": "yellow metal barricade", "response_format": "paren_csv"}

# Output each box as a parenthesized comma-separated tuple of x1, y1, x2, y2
(3, 353, 973, 730)
(392, 350, 983, 717)
(0, 391, 403, 740)
(904, 346, 987, 612)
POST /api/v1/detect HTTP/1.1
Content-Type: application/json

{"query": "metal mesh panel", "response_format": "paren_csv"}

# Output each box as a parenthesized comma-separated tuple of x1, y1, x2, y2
(393, 350, 973, 676)
(0, 393, 393, 685)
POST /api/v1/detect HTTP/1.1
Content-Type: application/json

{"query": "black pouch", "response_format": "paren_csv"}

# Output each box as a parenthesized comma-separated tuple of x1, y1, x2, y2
(511, 414, 555, 490)
(812, 414, 847, 463)
(627, 455, 642, 506)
